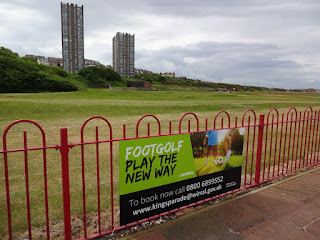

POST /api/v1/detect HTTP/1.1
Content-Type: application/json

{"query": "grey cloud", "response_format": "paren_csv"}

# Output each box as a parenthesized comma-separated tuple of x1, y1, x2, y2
(141, 0, 320, 21)
(136, 41, 319, 88)
(0, 0, 319, 89)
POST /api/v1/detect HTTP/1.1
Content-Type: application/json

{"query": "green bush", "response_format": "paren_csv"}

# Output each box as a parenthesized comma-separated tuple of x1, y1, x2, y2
(40, 65, 69, 78)
(41, 75, 78, 92)
(21, 56, 38, 63)
(0, 47, 19, 58)
(134, 73, 166, 83)
(78, 66, 122, 84)
(0, 48, 78, 93)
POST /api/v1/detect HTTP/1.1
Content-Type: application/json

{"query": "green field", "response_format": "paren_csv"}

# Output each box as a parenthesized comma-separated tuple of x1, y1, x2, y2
(1, 89, 320, 128)
(195, 155, 243, 176)
(0, 89, 320, 239)
(1, 89, 319, 144)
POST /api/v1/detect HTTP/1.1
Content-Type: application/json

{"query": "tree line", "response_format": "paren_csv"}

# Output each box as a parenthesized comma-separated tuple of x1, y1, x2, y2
(0, 47, 123, 93)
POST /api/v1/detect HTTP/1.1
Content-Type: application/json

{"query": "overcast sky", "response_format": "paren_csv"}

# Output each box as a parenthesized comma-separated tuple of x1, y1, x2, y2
(1, 0, 319, 89)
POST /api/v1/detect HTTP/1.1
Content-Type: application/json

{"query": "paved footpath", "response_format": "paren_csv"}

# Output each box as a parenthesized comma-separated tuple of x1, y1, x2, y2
(119, 166, 320, 240)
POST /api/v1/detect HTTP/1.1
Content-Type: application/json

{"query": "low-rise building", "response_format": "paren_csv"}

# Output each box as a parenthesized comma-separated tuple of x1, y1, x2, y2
(26, 55, 45, 61)
(25, 55, 62, 67)
(48, 57, 63, 68)
(35, 55, 46, 60)
(84, 59, 104, 67)
(304, 88, 316, 93)
(25, 54, 36, 59)
(160, 72, 175, 78)
(134, 68, 143, 74)
(37, 58, 49, 65)
(134, 68, 153, 75)
(25, 54, 104, 70)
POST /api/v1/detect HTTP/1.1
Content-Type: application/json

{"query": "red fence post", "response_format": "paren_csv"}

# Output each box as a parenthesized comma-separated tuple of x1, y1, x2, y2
(255, 115, 265, 186)
(60, 128, 72, 240)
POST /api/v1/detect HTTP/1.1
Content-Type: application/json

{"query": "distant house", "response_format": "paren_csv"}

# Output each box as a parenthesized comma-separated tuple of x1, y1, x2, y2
(304, 88, 316, 93)
(84, 59, 105, 67)
(134, 68, 144, 74)
(25, 54, 105, 70)
(37, 57, 49, 66)
(48, 57, 63, 68)
(143, 70, 153, 75)
(179, 77, 187, 80)
(26, 55, 47, 64)
(25, 54, 36, 59)
(160, 72, 175, 78)
(134, 68, 153, 75)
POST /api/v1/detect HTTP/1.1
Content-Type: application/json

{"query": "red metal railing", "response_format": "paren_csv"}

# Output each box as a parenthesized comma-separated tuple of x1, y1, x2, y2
(0, 107, 319, 239)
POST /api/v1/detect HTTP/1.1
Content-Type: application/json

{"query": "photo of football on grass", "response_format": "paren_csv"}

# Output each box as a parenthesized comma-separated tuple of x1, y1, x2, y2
(190, 128, 245, 176)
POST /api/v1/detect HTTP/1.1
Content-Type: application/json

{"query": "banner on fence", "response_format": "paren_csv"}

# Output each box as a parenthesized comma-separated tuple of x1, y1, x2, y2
(119, 129, 244, 225)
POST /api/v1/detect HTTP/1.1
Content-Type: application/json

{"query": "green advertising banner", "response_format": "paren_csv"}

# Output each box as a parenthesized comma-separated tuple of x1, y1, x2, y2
(119, 134, 197, 195)
(120, 129, 245, 225)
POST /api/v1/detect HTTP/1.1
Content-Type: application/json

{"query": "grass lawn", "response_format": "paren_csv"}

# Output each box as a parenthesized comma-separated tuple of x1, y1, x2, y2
(1, 89, 320, 144)
(194, 155, 243, 176)
(0, 89, 320, 238)
(1, 89, 320, 122)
